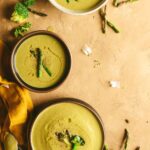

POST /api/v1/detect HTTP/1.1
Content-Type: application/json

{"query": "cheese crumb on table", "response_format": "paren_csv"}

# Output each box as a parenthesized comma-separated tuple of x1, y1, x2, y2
(109, 80, 120, 88)
(81, 44, 92, 56)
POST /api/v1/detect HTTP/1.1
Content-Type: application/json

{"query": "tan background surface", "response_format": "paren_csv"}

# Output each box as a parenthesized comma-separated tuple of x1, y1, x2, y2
(0, 0, 150, 149)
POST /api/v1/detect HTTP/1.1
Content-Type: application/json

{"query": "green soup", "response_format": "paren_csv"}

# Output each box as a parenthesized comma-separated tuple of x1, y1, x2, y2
(15, 34, 69, 88)
(31, 103, 104, 150)
(56, 0, 101, 11)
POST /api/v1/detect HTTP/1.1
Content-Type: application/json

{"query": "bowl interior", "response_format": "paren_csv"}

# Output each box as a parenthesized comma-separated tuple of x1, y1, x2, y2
(49, 0, 108, 15)
(29, 98, 105, 150)
(11, 31, 71, 92)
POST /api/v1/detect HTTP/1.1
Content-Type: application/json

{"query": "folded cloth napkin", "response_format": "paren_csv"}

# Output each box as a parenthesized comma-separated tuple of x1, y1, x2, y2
(0, 40, 33, 149)
(0, 76, 33, 149)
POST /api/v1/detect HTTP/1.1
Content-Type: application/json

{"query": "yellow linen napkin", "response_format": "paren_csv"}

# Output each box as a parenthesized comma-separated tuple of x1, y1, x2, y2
(0, 76, 33, 147)
(0, 40, 33, 148)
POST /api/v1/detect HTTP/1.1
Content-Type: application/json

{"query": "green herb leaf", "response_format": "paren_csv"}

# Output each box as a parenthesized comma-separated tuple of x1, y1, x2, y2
(23, 0, 36, 7)
(14, 22, 32, 37)
(11, 2, 29, 23)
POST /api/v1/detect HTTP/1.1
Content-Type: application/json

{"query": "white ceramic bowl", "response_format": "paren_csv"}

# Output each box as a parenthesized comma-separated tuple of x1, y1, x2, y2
(48, 0, 108, 15)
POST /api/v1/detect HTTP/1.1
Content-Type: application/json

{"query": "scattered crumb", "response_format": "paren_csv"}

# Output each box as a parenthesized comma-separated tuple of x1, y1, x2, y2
(47, 26, 54, 32)
(109, 80, 120, 88)
(146, 120, 149, 124)
(135, 146, 140, 150)
(125, 119, 129, 124)
(93, 60, 101, 68)
(68, 118, 72, 123)
(81, 44, 92, 56)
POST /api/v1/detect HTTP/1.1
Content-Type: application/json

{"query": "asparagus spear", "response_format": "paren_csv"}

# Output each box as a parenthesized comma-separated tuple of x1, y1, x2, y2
(42, 63, 52, 77)
(28, 8, 47, 17)
(99, 6, 107, 33)
(72, 144, 77, 150)
(37, 48, 42, 78)
(30, 49, 52, 77)
(107, 20, 120, 33)
(120, 129, 129, 150)
(115, 0, 138, 7)
(30, 49, 37, 57)
(100, 6, 120, 33)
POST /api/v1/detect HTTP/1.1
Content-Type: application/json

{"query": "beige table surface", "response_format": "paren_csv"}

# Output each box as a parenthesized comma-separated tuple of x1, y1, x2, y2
(0, 0, 150, 149)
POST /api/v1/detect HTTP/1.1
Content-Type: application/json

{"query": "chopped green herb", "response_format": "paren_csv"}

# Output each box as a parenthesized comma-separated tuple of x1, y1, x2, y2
(56, 130, 85, 150)
(23, 0, 47, 17)
(14, 22, 32, 37)
(11, 2, 29, 23)
(11, 0, 47, 23)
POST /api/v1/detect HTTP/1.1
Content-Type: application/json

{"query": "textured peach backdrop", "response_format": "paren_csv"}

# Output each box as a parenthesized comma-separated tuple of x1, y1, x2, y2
(0, 0, 150, 149)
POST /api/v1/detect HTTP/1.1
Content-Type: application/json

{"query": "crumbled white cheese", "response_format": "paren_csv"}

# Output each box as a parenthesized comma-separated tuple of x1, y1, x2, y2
(82, 45, 92, 56)
(109, 81, 120, 88)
